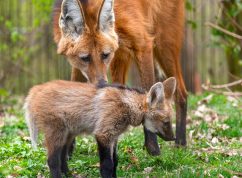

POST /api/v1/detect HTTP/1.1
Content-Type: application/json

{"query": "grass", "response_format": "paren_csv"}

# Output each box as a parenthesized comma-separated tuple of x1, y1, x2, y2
(0, 93, 241, 177)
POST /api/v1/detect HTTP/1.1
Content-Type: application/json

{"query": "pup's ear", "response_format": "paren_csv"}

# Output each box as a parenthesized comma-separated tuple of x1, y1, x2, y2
(146, 82, 164, 108)
(163, 77, 176, 100)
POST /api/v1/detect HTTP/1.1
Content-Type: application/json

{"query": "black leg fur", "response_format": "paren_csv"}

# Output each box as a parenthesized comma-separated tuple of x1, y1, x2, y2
(96, 139, 114, 178)
(112, 142, 118, 178)
(68, 139, 75, 159)
(175, 99, 187, 146)
(48, 147, 62, 178)
(144, 127, 160, 156)
(61, 145, 69, 176)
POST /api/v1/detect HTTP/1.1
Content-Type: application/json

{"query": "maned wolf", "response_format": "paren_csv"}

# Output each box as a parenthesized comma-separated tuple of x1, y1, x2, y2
(24, 77, 176, 178)
(53, 0, 187, 154)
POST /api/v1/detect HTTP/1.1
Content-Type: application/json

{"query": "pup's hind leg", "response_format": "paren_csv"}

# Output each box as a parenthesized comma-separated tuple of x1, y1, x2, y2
(46, 130, 67, 178)
(96, 136, 114, 178)
(61, 144, 69, 176)
(61, 134, 75, 176)
(112, 140, 118, 178)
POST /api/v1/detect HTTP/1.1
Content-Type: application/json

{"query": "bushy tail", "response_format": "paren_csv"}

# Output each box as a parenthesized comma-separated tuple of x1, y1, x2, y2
(24, 102, 38, 149)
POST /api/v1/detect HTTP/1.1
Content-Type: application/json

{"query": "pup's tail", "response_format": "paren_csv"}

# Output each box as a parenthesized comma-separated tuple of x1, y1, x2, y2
(23, 101, 38, 149)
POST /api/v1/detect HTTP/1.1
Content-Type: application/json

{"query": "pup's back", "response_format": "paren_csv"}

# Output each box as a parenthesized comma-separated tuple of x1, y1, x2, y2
(26, 80, 96, 114)
(24, 80, 98, 147)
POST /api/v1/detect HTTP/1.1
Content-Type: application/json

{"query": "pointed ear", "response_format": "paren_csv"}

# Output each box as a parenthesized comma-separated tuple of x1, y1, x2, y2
(98, 0, 115, 32)
(146, 82, 164, 108)
(59, 0, 86, 39)
(163, 77, 177, 100)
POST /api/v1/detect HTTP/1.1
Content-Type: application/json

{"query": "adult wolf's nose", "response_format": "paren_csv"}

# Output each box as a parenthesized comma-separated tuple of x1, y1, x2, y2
(97, 79, 108, 88)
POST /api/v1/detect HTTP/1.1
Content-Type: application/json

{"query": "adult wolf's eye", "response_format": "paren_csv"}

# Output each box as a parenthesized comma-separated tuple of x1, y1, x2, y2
(101, 52, 110, 60)
(79, 54, 91, 62)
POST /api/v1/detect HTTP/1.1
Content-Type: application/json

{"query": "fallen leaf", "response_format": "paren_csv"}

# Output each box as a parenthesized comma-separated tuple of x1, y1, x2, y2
(37, 173, 45, 178)
(0, 117, 4, 127)
(130, 156, 139, 164)
(23, 136, 31, 141)
(227, 96, 238, 107)
(204, 170, 211, 176)
(189, 130, 195, 140)
(14, 166, 22, 171)
(73, 174, 86, 178)
(124, 147, 133, 154)
(198, 94, 213, 105)
(220, 124, 230, 130)
(218, 174, 224, 178)
(90, 162, 100, 168)
(211, 137, 219, 145)
(125, 164, 132, 170)
(143, 167, 153, 174)
(82, 138, 89, 144)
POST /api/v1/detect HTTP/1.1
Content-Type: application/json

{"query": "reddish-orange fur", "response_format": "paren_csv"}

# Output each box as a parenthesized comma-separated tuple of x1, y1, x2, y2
(53, 0, 187, 151)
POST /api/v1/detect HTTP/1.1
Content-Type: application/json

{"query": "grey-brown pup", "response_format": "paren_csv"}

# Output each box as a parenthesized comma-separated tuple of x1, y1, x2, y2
(24, 77, 176, 178)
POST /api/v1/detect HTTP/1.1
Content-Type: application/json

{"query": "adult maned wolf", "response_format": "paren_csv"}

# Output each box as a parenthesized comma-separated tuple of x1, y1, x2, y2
(53, 0, 187, 155)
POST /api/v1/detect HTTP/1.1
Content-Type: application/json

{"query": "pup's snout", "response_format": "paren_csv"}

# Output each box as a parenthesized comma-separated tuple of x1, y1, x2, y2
(157, 132, 175, 141)
(165, 136, 176, 141)
(170, 136, 176, 141)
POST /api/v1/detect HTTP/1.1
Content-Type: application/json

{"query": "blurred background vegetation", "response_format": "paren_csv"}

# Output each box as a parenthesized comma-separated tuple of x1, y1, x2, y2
(0, 0, 241, 95)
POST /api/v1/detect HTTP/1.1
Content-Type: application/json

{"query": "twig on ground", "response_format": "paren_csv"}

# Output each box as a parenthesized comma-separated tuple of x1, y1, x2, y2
(228, 72, 241, 81)
(207, 79, 242, 89)
(202, 80, 242, 99)
(202, 86, 242, 97)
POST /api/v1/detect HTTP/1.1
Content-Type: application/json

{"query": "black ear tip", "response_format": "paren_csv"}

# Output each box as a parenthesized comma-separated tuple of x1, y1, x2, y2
(62, 1, 68, 15)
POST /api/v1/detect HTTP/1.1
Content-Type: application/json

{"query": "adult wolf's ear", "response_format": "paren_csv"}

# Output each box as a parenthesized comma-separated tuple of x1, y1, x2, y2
(147, 82, 164, 108)
(59, 0, 86, 39)
(163, 77, 177, 100)
(98, 0, 115, 32)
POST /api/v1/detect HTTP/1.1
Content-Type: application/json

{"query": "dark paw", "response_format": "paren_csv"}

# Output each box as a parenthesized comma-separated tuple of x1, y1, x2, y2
(175, 138, 187, 147)
(61, 168, 71, 177)
(144, 143, 161, 156)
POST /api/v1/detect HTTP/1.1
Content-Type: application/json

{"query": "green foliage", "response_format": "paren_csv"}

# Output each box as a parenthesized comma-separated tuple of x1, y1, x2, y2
(32, 0, 54, 27)
(0, 0, 54, 63)
(185, 0, 197, 29)
(0, 0, 60, 93)
(0, 93, 241, 177)
(211, 1, 242, 76)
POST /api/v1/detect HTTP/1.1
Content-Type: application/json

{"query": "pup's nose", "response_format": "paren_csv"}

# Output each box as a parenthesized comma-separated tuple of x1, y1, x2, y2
(171, 136, 176, 141)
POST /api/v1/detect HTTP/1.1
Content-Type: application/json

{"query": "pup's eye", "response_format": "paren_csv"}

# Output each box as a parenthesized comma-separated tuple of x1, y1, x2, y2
(163, 118, 170, 124)
(101, 52, 110, 60)
(80, 55, 91, 62)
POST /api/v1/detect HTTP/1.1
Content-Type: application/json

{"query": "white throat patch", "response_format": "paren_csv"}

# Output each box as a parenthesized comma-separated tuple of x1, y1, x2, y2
(144, 119, 157, 133)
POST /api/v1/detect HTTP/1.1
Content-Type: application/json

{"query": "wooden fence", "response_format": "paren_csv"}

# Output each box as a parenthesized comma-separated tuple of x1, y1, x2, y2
(182, 0, 228, 92)
(0, 0, 228, 94)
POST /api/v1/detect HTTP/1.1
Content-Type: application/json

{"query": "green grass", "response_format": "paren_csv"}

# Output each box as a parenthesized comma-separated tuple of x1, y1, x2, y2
(0, 93, 241, 177)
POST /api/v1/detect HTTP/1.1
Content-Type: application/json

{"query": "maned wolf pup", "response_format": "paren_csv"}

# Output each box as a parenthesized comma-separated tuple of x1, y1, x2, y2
(24, 77, 176, 178)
